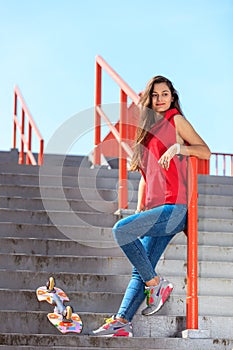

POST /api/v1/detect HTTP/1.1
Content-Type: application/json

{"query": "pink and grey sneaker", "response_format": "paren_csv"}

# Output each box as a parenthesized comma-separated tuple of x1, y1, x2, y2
(91, 315, 133, 337)
(142, 277, 173, 316)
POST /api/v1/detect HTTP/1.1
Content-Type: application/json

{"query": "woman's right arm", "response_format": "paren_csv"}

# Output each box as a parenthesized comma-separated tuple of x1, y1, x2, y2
(135, 175, 146, 213)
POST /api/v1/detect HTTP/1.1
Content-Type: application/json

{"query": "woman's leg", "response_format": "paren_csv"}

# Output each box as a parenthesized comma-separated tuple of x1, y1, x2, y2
(116, 234, 175, 322)
(113, 204, 187, 283)
(91, 205, 187, 336)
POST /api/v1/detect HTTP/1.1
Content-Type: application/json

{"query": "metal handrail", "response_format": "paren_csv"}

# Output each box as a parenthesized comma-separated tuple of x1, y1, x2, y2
(94, 55, 139, 209)
(13, 86, 44, 165)
(95, 55, 140, 104)
(187, 156, 199, 329)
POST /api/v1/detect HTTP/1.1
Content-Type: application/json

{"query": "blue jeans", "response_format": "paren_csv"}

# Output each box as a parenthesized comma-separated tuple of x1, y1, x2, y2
(112, 204, 187, 322)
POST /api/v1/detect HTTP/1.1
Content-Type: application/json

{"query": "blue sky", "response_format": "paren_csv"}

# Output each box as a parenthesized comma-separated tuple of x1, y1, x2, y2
(0, 0, 233, 158)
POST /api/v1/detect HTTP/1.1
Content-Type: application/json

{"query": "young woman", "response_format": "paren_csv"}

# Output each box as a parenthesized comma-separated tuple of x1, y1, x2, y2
(92, 76, 211, 337)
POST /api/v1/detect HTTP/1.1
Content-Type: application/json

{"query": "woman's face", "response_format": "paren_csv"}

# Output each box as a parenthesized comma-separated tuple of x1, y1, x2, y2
(151, 82, 173, 114)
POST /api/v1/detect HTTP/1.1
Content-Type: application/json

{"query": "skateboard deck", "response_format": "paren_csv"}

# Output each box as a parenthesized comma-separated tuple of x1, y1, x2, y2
(47, 311, 82, 334)
(36, 286, 69, 304)
(36, 277, 83, 334)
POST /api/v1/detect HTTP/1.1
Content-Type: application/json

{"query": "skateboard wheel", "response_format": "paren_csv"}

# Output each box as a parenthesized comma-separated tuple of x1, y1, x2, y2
(65, 305, 73, 320)
(46, 277, 55, 291)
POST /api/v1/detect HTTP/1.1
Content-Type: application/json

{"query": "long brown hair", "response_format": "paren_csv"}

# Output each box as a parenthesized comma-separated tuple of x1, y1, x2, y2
(130, 76, 183, 172)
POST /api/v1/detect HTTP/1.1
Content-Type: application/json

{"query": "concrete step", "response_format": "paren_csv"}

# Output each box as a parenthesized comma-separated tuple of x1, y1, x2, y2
(0, 204, 232, 231)
(157, 259, 233, 279)
(199, 183, 233, 196)
(0, 183, 138, 204)
(0, 184, 121, 201)
(0, 237, 122, 256)
(1, 270, 232, 296)
(1, 288, 233, 317)
(0, 311, 232, 339)
(0, 161, 141, 180)
(4, 197, 232, 220)
(0, 221, 231, 248)
(1, 333, 233, 350)
(164, 243, 233, 262)
(0, 270, 130, 293)
(1, 236, 232, 262)
(0, 196, 118, 213)
(0, 151, 91, 168)
(0, 253, 131, 274)
(198, 206, 233, 220)
(198, 193, 233, 207)
(0, 149, 19, 163)
(0, 161, 230, 186)
(1, 253, 233, 279)
(172, 231, 233, 247)
(199, 174, 233, 186)
(198, 218, 233, 232)
(0, 222, 114, 241)
(0, 172, 140, 190)
(0, 208, 117, 227)
(42, 153, 91, 167)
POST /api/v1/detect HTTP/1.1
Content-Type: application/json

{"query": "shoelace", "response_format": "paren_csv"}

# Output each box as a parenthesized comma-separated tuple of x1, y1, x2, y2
(104, 317, 115, 324)
(144, 288, 152, 306)
(144, 284, 161, 305)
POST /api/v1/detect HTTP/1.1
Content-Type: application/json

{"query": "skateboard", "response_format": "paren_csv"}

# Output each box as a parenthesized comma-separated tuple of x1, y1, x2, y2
(36, 277, 83, 334)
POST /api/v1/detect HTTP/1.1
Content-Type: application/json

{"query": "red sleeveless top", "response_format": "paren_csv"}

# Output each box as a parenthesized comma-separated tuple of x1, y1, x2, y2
(141, 108, 187, 209)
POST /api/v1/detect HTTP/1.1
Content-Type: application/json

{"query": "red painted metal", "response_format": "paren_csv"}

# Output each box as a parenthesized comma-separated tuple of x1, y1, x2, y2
(119, 89, 128, 209)
(19, 108, 25, 164)
(26, 123, 32, 165)
(197, 158, 209, 175)
(13, 86, 44, 165)
(186, 156, 199, 329)
(13, 92, 17, 149)
(95, 55, 139, 104)
(94, 61, 102, 165)
(94, 55, 140, 209)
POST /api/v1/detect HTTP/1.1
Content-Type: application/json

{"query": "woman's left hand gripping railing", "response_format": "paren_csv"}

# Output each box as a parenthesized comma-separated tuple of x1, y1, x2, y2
(13, 85, 44, 166)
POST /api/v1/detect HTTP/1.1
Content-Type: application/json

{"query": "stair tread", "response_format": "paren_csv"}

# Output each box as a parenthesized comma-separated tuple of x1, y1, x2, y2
(1, 333, 233, 349)
(1, 288, 233, 299)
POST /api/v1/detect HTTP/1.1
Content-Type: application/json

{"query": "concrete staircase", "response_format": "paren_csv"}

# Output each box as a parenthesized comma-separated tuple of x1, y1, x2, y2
(0, 151, 233, 349)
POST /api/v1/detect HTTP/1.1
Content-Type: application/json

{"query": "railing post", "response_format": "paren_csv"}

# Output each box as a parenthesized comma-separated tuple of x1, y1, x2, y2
(223, 155, 226, 176)
(38, 139, 44, 166)
(186, 156, 198, 330)
(19, 108, 25, 164)
(94, 61, 102, 165)
(13, 91, 17, 149)
(197, 159, 210, 175)
(215, 155, 218, 176)
(183, 157, 210, 338)
(119, 89, 128, 209)
(26, 123, 32, 165)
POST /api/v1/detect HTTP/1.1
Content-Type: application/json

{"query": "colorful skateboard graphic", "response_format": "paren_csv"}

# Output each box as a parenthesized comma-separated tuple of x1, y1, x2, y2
(36, 277, 83, 334)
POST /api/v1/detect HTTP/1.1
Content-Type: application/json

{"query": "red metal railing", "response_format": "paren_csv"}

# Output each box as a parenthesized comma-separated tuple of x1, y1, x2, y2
(13, 86, 44, 165)
(187, 156, 199, 329)
(94, 55, 140, 209)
